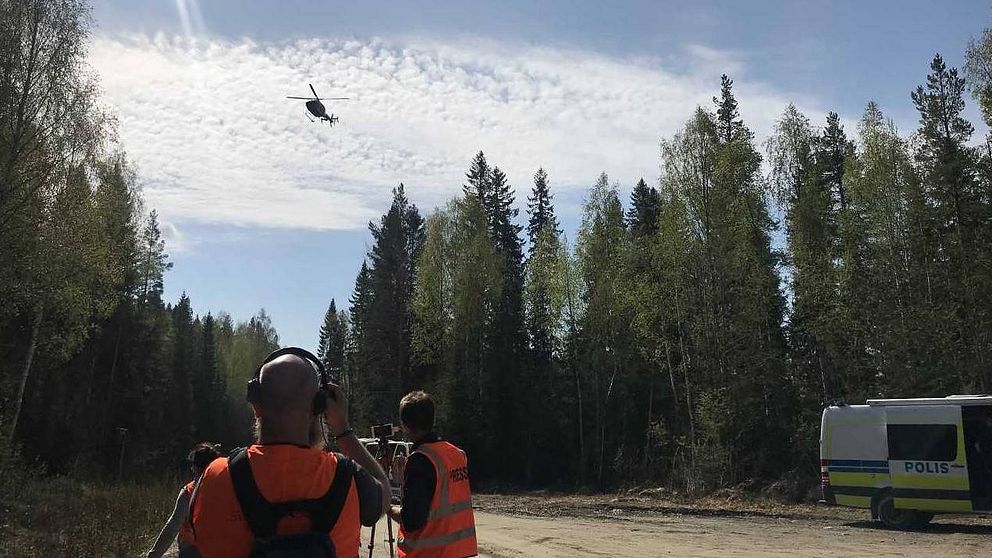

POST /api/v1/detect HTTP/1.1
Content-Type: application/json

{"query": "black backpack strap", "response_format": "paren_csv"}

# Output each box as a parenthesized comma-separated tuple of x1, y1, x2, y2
(308, 453, 356, 533)
(229, 448, 279, 539)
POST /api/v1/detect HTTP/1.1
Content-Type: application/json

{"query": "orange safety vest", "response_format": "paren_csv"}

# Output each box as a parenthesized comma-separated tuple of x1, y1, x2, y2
(191, 445, 363, 558)
(398, 441, 478, 558)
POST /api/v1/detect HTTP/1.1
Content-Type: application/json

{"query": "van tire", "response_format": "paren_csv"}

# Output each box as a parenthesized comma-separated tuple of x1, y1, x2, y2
(877, 493, 933, 530)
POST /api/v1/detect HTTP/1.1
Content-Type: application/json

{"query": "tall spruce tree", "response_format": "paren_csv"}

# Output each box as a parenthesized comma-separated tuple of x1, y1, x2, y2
(912, 54, 989, 391)
(169, 293, 196, 452)
(463, 151, 490, 204)
(628, 178, 660, 238)
(481, 163, 528, 479)
(317, 299, 348, 376)
(523, 168, 567, 483)
(356, 185, 425, 427)
(713, 74, 749, 143)
(195, 312, 222, 440)
(526, 167, 559, 249)
(347, 262, 374, 426)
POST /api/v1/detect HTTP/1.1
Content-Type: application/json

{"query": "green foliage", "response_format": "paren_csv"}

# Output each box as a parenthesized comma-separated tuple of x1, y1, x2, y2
(408, 194, 503, 477)
(346, 185, 425, 430)
(627, 178, 660, 238)
(8, 2, 992, 503)
(526, 167, 559, 248)
(966, 28, 992, 128)
(0, 1, 283, 473)
(317, 299, 348, 376)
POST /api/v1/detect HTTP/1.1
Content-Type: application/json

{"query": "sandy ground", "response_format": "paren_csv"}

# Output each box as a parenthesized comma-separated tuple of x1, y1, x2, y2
(355, 494, 992, 558)
(167, 493, 992, 557)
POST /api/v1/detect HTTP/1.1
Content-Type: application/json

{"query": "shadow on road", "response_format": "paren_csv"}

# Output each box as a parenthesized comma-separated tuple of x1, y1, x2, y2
(844, 519, 992, 535)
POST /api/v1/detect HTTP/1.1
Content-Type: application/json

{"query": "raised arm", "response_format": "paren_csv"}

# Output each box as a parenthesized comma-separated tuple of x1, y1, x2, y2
(324, 383, 392, 517)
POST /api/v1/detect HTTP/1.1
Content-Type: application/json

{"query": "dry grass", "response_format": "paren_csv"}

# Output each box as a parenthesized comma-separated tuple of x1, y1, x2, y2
(473, 490, 867, 522)
(0, 473, 177, 557)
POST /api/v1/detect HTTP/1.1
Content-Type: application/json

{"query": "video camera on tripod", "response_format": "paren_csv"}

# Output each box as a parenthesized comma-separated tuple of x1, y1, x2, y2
(371, 422, 400, 440)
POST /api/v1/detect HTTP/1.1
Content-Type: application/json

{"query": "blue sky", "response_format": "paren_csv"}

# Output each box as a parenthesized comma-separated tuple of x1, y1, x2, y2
(89, 1, 991, 348)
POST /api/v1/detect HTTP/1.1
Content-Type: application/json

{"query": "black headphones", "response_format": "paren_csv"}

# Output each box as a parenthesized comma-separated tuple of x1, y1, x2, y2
(246, 347, 332, 416)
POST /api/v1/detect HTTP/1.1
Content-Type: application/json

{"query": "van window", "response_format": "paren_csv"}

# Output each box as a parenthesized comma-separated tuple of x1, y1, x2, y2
(887, 424, 957, 461)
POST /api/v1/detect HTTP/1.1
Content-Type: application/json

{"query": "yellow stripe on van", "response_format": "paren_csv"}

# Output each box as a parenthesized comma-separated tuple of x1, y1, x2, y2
(835, 495, 871, 508)
(894, 498, 972, 512)
(889, 473, 969, 490)
(828, 472, 887, 487)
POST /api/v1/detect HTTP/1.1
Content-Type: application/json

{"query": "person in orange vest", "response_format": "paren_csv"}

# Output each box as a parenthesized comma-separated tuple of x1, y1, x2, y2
(389, 390, 478, 558)
(190, 348, 390, 558)
(147, 442, 220, 558)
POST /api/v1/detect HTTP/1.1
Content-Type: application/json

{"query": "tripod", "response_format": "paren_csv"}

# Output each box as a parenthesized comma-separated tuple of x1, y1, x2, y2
(368, 436, 396, 558)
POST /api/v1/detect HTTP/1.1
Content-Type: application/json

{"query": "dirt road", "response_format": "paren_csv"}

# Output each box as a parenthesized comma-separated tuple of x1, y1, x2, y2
(359, 494, 992, 557)
(471, 510, 990, 557)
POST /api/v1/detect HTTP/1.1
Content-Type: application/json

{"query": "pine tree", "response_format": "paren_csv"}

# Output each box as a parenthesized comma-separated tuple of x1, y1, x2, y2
(481, 163, 528, 479)
(526, 167, 559, 249)
(349, 262, 374, 343)
(463, 151, 490, 204)
(196, 312, 222, 439)
(628, 178, 660, 238)
(350, 184, 425, 428)
(523, 168, 568, 483)
(912, 54, 978, 246)
(317, 299, 348, 376)
(912, 54, 989, 391)
(138, 210, 172, 305)
(317, 299, 337, 364)
(713, 74, 748, 143)
(347, 262, 374, 425)
(169, 293, 196, 452)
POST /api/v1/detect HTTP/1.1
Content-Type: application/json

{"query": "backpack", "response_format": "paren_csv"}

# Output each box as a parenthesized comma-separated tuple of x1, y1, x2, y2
(227, 448, 356, 558)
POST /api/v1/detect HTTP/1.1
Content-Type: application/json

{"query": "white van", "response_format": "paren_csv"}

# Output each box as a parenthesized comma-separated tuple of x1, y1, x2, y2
(820, 395, 992, 529)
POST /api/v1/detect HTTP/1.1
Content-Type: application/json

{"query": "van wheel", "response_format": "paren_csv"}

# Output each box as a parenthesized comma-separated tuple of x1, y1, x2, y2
(877, 494, 932, 530)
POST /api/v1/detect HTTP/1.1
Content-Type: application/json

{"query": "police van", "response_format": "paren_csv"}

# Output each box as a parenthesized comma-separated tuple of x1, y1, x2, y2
(820, 395, 992, 529)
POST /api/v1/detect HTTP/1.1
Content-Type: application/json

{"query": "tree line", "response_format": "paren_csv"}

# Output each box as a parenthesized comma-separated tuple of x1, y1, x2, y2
(4, 0, 992, 495)
(0, 0, 279, 478)
(338, 47, 992, 492)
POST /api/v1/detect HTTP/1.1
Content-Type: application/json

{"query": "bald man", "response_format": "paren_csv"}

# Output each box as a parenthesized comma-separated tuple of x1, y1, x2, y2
(191, 353, 389, 558)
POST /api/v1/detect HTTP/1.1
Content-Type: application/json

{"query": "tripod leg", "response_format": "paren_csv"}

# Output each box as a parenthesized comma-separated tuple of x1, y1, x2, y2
(367, 523, 377, 558)
(386, 515, 396, 558)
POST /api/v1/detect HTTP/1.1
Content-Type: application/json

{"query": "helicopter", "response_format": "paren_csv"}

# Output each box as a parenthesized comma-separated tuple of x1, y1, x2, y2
(286, 84, 349, 126)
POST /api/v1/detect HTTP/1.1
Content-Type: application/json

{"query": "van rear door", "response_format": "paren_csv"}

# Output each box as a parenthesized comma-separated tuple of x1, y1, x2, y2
(885, 405, 971, 512)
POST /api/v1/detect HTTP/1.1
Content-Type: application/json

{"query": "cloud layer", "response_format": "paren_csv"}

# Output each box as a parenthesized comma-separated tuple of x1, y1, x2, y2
(89, 34, 819, 231)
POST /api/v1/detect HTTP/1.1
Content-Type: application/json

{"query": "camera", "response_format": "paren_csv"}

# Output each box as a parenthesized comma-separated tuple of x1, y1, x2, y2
(371, 423, 397, 439)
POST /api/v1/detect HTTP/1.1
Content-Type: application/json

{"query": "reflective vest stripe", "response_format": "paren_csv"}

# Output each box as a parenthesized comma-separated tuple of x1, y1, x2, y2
(429, 498, 474, 520)
(419, 445, 450, 503)
(400, 526, 477, 550)
(416, 445, 472, 519)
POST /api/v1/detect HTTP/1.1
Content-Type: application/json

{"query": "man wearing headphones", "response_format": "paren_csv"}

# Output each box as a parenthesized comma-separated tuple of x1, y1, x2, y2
(191, 349, 390, 558)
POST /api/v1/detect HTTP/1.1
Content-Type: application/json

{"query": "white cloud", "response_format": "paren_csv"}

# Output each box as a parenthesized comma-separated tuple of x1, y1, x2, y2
(158, 218, 188, 254)
(89, 33, 825, 231)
